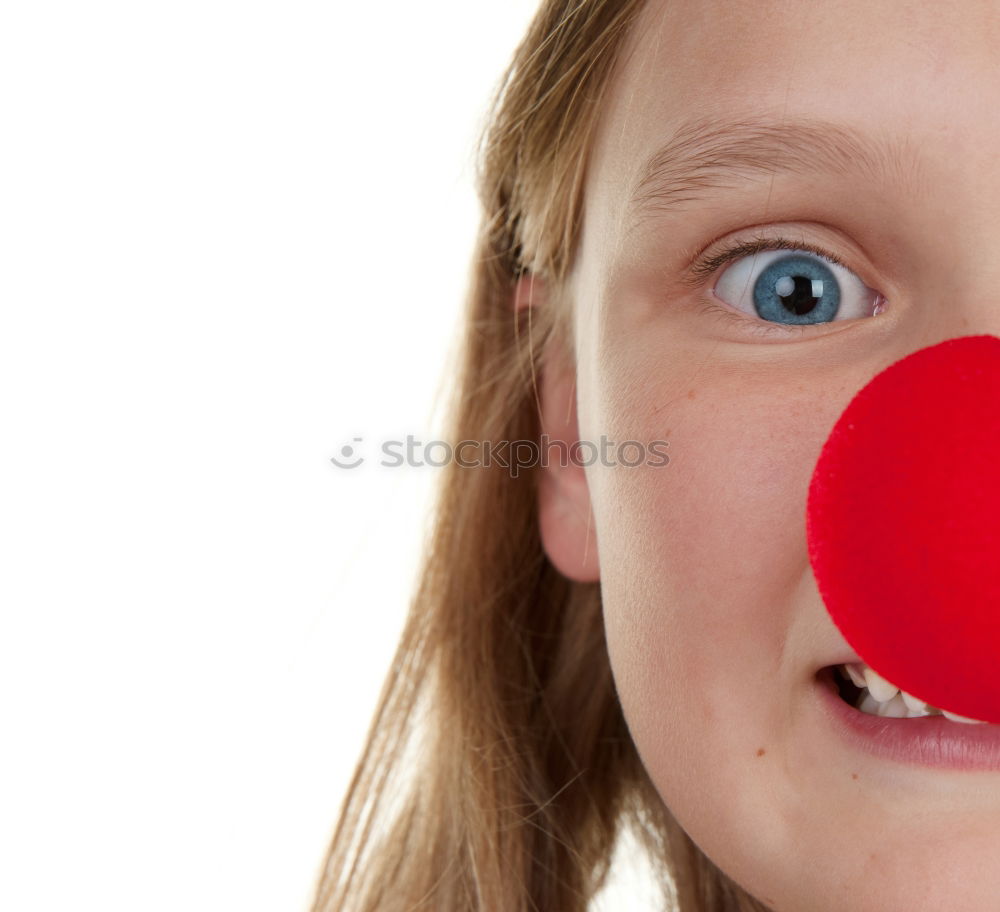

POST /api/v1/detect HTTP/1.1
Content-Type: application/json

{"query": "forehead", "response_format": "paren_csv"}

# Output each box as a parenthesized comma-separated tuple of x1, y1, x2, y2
(583, 0, 1000, 241)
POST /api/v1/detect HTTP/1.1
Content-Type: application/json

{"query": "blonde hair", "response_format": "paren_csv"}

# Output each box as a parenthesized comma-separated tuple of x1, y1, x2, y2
(311, 2, 773, 909)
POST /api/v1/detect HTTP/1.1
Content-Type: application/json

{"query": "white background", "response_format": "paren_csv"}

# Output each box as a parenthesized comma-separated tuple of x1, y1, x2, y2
(0, 2, 543, 909)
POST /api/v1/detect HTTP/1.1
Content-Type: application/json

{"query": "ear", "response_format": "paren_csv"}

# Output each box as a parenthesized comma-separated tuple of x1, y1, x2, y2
(514, 274, 600, 582)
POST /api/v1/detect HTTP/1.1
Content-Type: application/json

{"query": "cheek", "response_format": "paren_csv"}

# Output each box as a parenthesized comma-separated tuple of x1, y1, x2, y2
(585, 372, 843, 812)
(595, 379, 825, 667)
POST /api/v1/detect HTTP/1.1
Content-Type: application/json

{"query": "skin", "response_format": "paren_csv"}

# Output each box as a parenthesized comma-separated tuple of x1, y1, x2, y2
(527, 1, 1000, 909)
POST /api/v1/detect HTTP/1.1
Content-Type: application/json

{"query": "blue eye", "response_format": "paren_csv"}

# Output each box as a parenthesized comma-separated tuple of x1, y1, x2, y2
(713, 249, 881, 326)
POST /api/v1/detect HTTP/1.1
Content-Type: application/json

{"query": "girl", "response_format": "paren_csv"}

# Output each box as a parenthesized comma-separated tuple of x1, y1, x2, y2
(313, 1, 1000, 909)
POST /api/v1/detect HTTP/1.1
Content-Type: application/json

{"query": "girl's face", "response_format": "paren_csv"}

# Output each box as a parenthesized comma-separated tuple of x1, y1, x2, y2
(542, 1, 1000, 909)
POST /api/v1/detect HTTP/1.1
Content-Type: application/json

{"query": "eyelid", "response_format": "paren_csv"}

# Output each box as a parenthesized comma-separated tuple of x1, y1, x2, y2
(695, 298, 816, 340)
(681, 232, 851, 289)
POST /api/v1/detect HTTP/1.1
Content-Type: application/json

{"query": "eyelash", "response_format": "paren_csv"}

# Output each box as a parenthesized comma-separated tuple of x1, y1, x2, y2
(686, 233, 855, 339)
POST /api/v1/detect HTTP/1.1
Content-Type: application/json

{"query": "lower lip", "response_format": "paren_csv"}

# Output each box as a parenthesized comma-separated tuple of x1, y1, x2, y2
(814, 666, 1000, 772)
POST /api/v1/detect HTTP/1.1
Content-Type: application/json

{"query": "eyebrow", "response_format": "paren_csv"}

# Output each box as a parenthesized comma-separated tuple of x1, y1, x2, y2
(626, 115, 923, 229)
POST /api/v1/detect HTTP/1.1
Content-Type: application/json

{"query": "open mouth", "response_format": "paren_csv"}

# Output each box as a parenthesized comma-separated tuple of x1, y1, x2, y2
(827, 663, 988, 724)
(816, 662, 1000, 770)
(831, 666, 863, 703)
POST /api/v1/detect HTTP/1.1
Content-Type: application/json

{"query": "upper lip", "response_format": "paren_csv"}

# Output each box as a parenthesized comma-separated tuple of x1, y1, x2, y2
(818, 654, 863, 673)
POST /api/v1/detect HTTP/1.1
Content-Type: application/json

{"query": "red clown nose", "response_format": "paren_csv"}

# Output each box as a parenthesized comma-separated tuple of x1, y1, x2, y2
(807, 334, 1000, 724)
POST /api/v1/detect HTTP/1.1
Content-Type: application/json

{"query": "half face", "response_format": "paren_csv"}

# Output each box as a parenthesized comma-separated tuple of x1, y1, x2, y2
(542, 1, 1000, 909)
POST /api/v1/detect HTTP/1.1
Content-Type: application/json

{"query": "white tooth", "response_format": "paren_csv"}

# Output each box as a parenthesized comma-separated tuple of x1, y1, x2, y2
(906, 705, 932, 718)
(845, 664, 867, 689)
(876, 693, 908, 718)
(941, 709, 986, 725)
(857, 692, 881, 715)
(900, 690, 928, 713)
(863, 667, 899, 703)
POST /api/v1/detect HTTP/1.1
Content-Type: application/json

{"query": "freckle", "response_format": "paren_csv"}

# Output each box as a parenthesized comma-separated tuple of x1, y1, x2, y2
(852, 773, 859, 780)
(756, 748, 766, 757)
(687, 389, 696, 399)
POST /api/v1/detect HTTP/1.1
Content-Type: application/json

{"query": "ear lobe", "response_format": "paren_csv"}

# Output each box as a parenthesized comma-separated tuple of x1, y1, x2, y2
(513, 272, 542, 312)
(512, 275, 600, 582)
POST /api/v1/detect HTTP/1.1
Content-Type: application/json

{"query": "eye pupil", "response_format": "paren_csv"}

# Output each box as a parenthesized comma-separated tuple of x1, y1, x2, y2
(773, 272, 823, 316)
